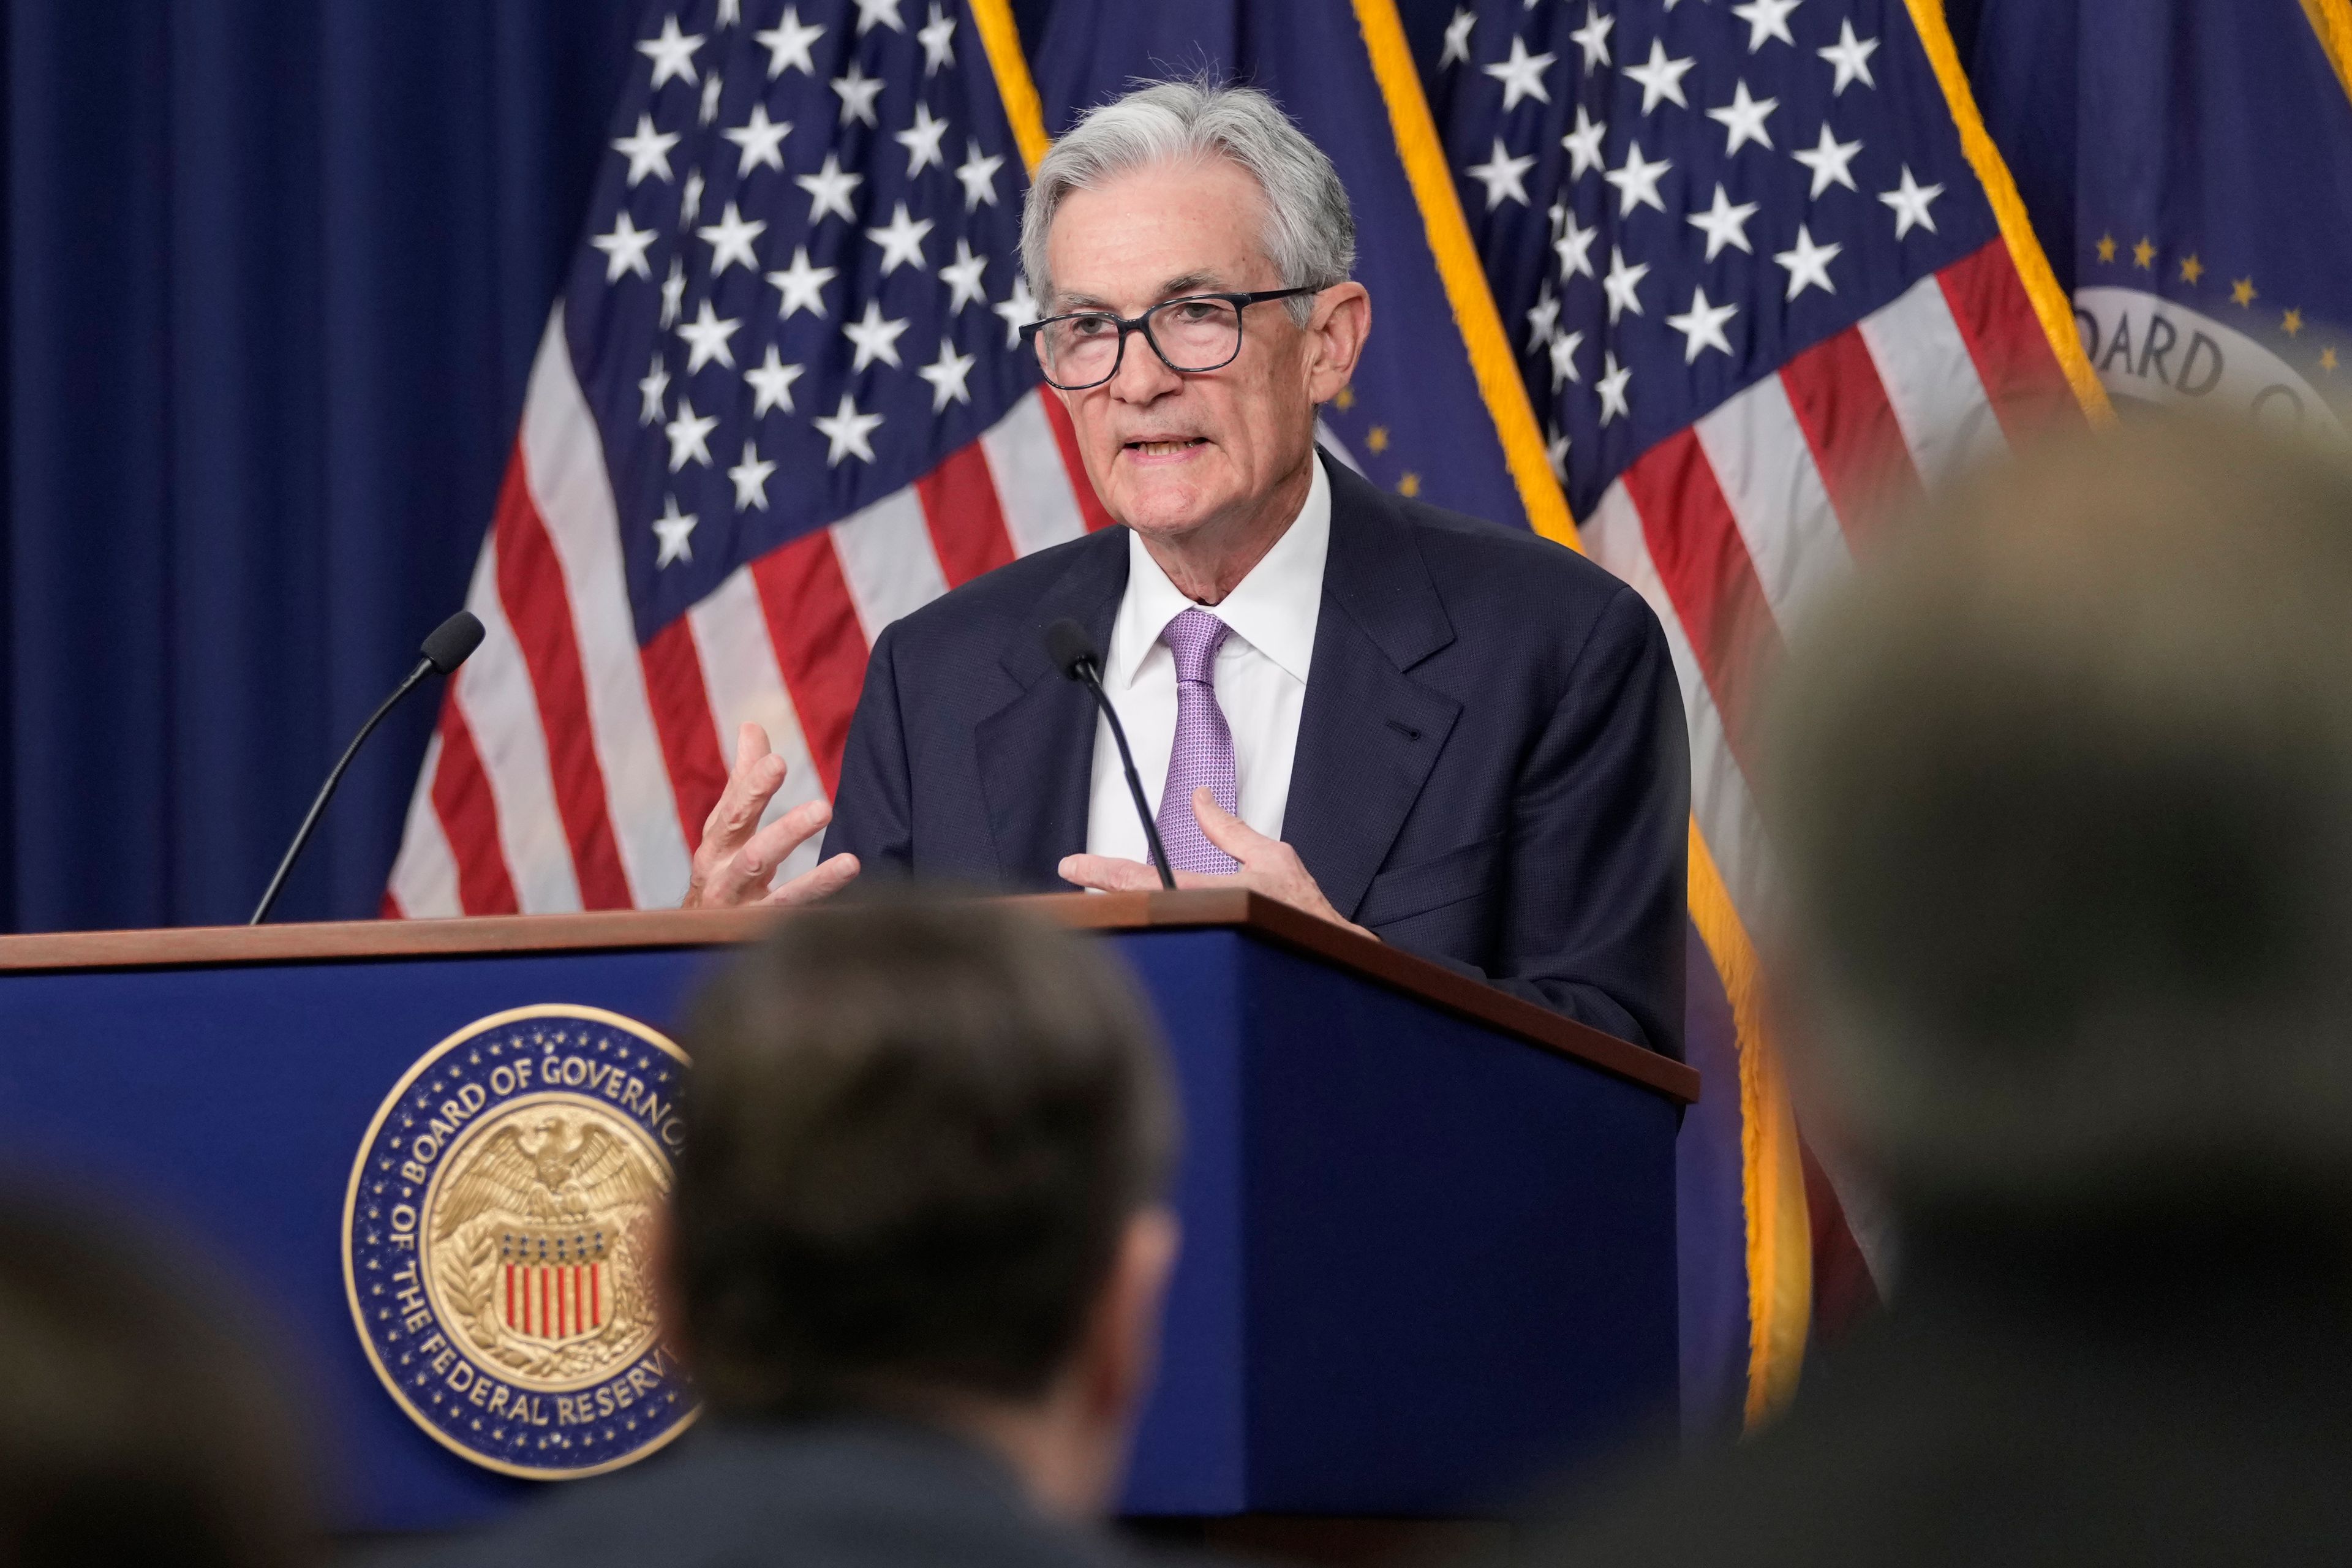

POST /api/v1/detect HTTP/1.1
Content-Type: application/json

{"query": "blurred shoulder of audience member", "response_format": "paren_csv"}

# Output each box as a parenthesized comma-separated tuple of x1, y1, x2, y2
(1499, 415, 2352, 1567)
(0, 1196, 317, 1568)
(412, 891, 1182, 1568)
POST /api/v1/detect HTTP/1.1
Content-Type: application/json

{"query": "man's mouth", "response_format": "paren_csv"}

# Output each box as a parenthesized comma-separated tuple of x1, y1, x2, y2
(1123, 437, 1208, 456)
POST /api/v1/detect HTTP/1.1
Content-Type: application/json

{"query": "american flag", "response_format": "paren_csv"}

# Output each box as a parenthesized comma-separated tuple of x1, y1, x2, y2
(1434, 0, 2083, 937)
(386, 0, 1091, 916)
(1430, 0, 2095, 1387)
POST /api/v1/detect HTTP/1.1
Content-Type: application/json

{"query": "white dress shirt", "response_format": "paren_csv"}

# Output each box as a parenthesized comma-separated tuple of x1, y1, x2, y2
(1084, 457, 1331, 867)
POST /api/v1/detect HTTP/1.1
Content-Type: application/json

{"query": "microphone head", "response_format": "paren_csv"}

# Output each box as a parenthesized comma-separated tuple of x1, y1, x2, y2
(420, 611, 486, 675)
(1043, 618, 1100, 682)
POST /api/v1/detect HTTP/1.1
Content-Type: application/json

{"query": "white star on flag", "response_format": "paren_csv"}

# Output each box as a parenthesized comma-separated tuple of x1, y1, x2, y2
(1730, 0, 1801, 51)
(1793, 123, 1863, 196)
(1556, 211, 1599, 280)
(896, 102, 951, 175)
(865, 202, 934, 274)
(612, 114, 679, 185)
(1880, 165, 1945, 238)
(832, 62, 884, 126)
(796, 154, 864, 224)
(1466, 138, 1536, 209)
(1686, 184, 1760, 260)
(766, 246, 837, 319)
(1624, 38, 1697, 113)
(918, 341, 978, 410)
(918, 4, 957, 74)
(853, 0, 905, 36)
(1526, 284, 1561, 348)
(1596, 350, 1632, 424)
(636, 356, 670, 424)
(1548, 328, 1585, 390)
(1603, 141, 1672, 214)
(755, 6, 823, 77)
(664, 398, 717, 470)
(1773, 223, 1842, 298)
(813, 392, 884, 465)
(992, 276, 1039, 347)
(939, 238, 989, 312)
(698, 203, 767, 276)
(1569, 4, 1613, 71)
(722, 104, 791, 175)
(1483, 36, 1557, 111)
(652, 495, 698, 565)
(1603, 245, 1651, 322)
(1707, 81, 1777, 154)
(638, 17, 704, 88)
(1819, 20, 1880, 94)
(676, 300, 744, 372)
(592, 211, 658, 282)
(743, 345, 805, 416)
(1441, 9, 1476, 68)
(1665, 286, 1739, 363)
(1562, 105, 1608, 178)
(842, 299, 912, 371)
(956, 142, 1005, 209)
(728, 440, 777, 510)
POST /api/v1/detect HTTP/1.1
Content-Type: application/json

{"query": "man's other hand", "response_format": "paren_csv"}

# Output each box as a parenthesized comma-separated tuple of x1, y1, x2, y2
(1057, 788, 1373, 939)
(681, 723, 861, 908)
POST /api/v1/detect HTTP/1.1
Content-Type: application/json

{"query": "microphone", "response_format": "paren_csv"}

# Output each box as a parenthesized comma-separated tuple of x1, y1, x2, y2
(1044, 617, 1177, 891)
(249, 611, 486, 924)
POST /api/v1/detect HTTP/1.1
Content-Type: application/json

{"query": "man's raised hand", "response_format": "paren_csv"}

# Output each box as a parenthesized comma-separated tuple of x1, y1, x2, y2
(680, 723, 861, 908)
(1057, 787, 1373, 939)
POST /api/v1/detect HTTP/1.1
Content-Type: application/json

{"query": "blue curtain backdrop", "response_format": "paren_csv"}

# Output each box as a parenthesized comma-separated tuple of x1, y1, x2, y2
(0, 0, 1624, 933)
(2, 1, 643, 930)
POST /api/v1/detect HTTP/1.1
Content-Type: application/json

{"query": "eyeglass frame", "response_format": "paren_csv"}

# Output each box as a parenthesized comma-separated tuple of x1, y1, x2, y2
(1017, 287, 1322, 391)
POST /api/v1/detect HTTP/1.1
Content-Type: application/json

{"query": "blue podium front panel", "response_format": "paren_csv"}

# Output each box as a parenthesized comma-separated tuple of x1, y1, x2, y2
(0, 927, 1677, 1528)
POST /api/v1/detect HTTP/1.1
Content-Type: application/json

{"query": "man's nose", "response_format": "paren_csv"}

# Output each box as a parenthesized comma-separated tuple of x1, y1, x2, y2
(1109, 328, 1183, 402)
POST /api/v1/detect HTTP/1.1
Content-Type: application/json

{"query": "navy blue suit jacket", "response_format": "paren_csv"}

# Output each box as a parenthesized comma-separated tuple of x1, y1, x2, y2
(821, 455, 1689, 1058)
(399, 1420, 1156, 1568)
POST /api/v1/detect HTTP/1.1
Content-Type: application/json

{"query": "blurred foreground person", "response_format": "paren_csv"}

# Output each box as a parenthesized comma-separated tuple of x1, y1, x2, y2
(1506, 417, 2352, 1566)
(0, 1198, 317, 1567)
(419, 896, 1180, 1568)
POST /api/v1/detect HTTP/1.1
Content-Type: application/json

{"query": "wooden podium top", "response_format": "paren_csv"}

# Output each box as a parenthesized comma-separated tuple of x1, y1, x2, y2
(0, 889, 1696, 1102)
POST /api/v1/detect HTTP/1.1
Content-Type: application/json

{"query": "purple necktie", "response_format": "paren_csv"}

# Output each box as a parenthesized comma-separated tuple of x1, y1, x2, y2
(1156, 607, 1240, 874)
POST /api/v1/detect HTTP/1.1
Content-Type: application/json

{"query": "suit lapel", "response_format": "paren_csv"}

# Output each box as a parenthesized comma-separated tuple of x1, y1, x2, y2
(1284, 460, 1461, 922)
(973, 529, 1131, 886)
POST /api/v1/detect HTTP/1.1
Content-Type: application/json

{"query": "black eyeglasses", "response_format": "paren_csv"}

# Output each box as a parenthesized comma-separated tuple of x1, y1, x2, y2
(1019, 288, 1320, 390)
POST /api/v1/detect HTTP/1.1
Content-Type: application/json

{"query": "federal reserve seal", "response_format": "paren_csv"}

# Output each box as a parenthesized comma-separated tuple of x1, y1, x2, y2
(342, 1005, 696, 1478)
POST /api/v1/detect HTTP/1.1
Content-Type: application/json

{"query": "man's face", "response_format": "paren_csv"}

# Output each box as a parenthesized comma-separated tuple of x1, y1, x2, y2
(1042, 158, 1320, 544)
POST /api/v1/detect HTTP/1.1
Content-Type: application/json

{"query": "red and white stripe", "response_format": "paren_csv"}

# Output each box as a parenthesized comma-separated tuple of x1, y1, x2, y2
(1582, 238, 2081, 936)
(387, 304, 1108, 917)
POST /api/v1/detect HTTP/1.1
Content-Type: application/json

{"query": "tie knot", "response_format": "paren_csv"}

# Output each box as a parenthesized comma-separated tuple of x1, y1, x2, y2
(1161, 607, 1231, 685)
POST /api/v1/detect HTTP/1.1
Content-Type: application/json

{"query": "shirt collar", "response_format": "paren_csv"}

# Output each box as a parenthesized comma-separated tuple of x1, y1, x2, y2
(1106, 454, 1332, 689)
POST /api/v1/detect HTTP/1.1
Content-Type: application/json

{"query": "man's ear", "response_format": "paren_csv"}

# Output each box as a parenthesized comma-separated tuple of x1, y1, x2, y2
(1305, 282, 1372, 405)
(1082, 1205, 1182, 1427)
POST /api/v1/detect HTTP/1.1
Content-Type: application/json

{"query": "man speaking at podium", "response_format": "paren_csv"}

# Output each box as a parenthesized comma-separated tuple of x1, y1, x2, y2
(685, 81, 1689, 1059)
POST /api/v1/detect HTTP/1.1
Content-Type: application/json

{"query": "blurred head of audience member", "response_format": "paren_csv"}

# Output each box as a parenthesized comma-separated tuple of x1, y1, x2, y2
(669, 893, 1181, 1518)
(0, 1197, 316, 1568)
(1501, 415, 2352, 1566)
(1768, 413, 2352, 1242)
(417, 892, 1181, 1568)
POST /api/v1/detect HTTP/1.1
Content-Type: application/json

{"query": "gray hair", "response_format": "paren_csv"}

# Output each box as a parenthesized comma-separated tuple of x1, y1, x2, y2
(1020, 78, 1355, 325)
